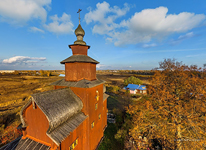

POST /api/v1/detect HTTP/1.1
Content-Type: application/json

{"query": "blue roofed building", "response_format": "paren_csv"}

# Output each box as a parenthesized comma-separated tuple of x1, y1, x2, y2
(123, 84, 147, 94)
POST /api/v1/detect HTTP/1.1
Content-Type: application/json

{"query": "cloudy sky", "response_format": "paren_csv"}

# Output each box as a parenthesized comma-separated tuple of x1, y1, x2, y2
(0, 0, 206, 70)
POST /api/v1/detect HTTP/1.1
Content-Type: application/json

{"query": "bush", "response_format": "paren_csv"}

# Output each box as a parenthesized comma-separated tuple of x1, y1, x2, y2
(39, 70, 52, 77)
(124, 76, 142, 86)
(106, 86, 120, 93)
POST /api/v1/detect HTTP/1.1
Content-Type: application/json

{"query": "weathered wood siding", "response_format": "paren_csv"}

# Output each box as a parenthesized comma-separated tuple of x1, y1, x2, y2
(61, 117, 89, 150)
(65, 62, 96, 82)
(70, 45, 89, 55)
(23, 104, 58, 149)
(70, 84, 106, 150)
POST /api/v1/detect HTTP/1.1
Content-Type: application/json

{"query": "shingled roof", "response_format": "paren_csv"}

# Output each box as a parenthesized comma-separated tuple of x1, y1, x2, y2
(50, 78, 105, 88)
(20, 88, 87, 146)
(47, 112, 87, 145)
(60, 55, 99, 64)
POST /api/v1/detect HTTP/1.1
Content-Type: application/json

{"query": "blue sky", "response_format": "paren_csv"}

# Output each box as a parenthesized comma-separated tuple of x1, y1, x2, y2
(0, 0, 206, 70)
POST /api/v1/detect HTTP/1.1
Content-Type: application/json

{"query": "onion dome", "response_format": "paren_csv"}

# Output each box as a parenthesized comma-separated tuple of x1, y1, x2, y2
(74, 24, 86, 45)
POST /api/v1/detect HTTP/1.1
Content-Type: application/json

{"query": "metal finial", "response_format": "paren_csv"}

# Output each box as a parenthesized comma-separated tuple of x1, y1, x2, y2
(77, 9, 82, 24)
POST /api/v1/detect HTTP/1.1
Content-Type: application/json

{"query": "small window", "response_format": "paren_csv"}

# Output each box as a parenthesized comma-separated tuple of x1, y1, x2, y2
(91, 121, 94, 129)
(69, 138, 78, 150)
(70, 146, 73, 150)
(95, 103, 98, 110)
(99, 114, 101, 119)
(74, 139, 78, 147)
(96, 90, 99, 101)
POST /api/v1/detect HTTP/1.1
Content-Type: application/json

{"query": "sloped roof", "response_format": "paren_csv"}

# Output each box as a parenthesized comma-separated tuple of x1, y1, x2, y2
(124, 84, 147, 91)
(32, 88, 83, 131)
(103, 93, 109, 101)
(50, 78, 105, 88)
(60, 55, 99, 64)
(68, 44, 90, 49)
(20, 88, 87, 146)
(47, 112, 87, 145)
(15, 138, 50, 150)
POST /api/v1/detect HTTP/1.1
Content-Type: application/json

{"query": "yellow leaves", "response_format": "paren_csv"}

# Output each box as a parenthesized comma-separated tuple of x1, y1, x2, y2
(146, 101, 150, 109)
(145, 100, 154, 111)
(139, 111, 143, 118)
(128, 59, 206, 149)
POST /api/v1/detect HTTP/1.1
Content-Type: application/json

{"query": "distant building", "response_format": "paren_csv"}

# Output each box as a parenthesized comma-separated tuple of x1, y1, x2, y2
(58, 74, 65, 77)
(124, 84, 147, 94)
(0, 70, 15, 73)
(3, 19, 108, 150)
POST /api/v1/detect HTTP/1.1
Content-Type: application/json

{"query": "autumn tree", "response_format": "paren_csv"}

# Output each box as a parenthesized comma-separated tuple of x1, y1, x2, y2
(127, 59, 206, 149)
(124, 76, 142, 86)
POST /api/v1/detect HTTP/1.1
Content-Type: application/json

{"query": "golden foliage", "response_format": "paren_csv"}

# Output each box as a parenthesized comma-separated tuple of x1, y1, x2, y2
(128, 59, 206, 149)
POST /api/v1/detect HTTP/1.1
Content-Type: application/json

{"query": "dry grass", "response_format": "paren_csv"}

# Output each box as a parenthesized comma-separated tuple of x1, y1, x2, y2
(0, 74, 63, 136)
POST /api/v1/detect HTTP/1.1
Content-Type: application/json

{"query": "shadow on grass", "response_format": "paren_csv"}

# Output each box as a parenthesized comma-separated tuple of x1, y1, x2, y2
(98, 123, 124, 150)
(107, 96, 122, 111)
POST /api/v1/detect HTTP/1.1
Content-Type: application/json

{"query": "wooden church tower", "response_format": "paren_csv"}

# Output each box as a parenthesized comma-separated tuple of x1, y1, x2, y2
(8, 10, 109, 150)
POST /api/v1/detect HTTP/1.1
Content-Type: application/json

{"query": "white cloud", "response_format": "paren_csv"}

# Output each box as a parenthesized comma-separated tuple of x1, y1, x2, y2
(0, 0, 51, 24)
(142, 43, 157, 48)
(97, 64, 106, 68)
(186, 54, 200, 58)
(43, 13, 74, 34)
(96, 64, 114, 69)
(170, 32, 195, 45)
(178, 32, 195, 40)
(29, 27, 45, 33)
(2, 56, 46, 64)
(85, 1, 130, 35)
(85, 4, 205, 46)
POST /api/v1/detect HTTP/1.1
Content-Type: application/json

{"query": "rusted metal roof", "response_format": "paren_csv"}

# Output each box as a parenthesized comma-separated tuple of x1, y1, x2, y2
(15, 137, 50, 150)
(50, 78, 105, 88)
(60, 55, 99, 64)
